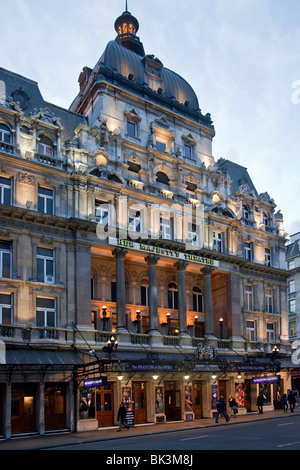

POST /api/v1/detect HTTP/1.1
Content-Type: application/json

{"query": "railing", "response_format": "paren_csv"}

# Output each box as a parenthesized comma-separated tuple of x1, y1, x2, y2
(0, 323, 292, 356)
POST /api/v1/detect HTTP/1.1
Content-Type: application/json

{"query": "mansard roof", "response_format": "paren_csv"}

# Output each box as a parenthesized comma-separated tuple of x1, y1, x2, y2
(0, 67, 87, 142)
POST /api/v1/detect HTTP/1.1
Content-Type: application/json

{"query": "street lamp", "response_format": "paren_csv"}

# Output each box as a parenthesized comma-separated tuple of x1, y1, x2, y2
(134, 309, 141, 334)
(166, 312, 171, 336)
(219, 317, 224, 339)
(194, 315, 199, 338)
(102, 305, 108, 331)
(102, 335, 118, 357)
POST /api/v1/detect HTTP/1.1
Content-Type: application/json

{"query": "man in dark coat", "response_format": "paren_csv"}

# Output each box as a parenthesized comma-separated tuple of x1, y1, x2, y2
(288, 392, 296, 412)
(117, 402, 129, 431)
(215, 396, 230, 423)
(257, 393, 264, 414)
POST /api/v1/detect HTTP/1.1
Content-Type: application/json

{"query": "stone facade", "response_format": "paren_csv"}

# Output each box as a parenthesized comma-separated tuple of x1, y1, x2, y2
(0, 8, 293, 437)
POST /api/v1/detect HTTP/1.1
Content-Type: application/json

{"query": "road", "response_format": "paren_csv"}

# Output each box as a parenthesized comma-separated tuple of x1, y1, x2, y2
(47, 414, 300, 451)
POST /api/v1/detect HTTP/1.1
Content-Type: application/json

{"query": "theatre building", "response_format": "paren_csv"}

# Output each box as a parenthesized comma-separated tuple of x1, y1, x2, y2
(0, 7, 295, 438)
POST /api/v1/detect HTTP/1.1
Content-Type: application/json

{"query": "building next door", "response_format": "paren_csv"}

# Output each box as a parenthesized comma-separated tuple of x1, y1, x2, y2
(192, 381, 202, 419)
(45, 384, 66, 431)
(96, 383, 114, 427)
(0, 385, 3, 435)
(132, 382, 146, 424)
(164, 381, 181, 421)
(11, 384, 36, 435)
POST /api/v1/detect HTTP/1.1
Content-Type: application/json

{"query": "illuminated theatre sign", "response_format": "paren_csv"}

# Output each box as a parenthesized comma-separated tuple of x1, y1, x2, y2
(108, 239, 219, 267)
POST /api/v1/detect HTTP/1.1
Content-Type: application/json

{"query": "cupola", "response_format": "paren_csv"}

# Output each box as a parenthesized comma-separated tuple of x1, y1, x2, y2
(114, 3, 145, 56)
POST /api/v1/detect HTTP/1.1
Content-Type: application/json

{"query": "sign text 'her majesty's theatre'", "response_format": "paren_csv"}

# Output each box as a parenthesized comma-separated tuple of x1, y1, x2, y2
(109, 239, 219, 267)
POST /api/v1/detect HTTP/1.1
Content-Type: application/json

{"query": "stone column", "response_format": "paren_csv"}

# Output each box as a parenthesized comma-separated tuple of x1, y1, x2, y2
(203, 266, 214, 336)
(175, 261, 189, 335)
(113, 247, 128, 331)
(145, 254, 160, 331)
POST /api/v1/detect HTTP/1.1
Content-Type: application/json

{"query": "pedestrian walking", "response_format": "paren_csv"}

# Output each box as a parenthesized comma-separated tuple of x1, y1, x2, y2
(215, 396, 230, 423)
(117, 402, 129, 431)
(228, 395, 238, 418)
(288, 392, 296, 412)
(256, 393, 264, 414)
(281, 394, 288, 413)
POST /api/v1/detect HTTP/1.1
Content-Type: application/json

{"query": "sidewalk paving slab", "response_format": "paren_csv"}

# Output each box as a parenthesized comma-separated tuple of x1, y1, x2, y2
(0, 409, 299, 450)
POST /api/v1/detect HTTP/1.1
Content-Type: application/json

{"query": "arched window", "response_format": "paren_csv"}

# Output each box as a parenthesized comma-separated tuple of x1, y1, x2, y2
(156, 171, 169, 185)
(141, 279, 149, 306)
(192, 287, 203, 312)
(263, 212, 269, 226)
(38, 135, 53, 157)
(168, 282, 178, 310)
(0, 124, 12, 144)
(242, 205, 249, 219)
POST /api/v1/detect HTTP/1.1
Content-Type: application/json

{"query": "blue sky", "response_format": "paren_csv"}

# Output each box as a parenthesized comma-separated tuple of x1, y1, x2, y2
(2, 0, 300, 237)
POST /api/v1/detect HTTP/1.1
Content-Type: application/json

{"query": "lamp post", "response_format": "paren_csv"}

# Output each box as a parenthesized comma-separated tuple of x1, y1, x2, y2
(166, 312, 171, 336)
(135, 309, 141, 334)
(102, 305, 107, 331)
(102, 335, 118, 357)
(219, 317, 224, 339)
(194, 315, 199, 338)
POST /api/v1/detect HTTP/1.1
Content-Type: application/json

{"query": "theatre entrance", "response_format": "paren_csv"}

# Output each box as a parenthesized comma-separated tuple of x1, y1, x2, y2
(96, 383, 114, 427)
(192, 381, 203, 419)
(45, 384, 66, 431)
(164, 381, 181, 421)
(11, 384, 36, 435)
(132, 381, 147, 424)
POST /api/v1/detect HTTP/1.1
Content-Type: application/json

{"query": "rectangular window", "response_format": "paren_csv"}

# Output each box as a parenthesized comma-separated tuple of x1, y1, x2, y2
(265, 248, 271, 266)
(160, 216, 173, 240)
(37, 247, 55, 283)
(38, 187, 54, 215)
(37, 142, 53, 157)
(187, 222, 199, 246)
(128, 210, 141, 233)
(95, 201, 109, 224)
(289, 280, 296, 293)
(213, 232, 223, 252)
(289, 320, 297, 337)
(288, 260, 295, 270)
(0, 241, 11, 278)
(156, 140, 166, 153)
(289, 299, 296, 313)
(0, 177, 12, 205)
(267, 323, 275, 343)
(265, 288, 273, 313)
(36, 298, 56, 328)
(127, 121, 136, 138)
(246, 320, 256, 342)
(0, 293, 12, 325)
(184, 144, 192, 159)
(244, 242, 253, 261)
(244, 285, 254, 311)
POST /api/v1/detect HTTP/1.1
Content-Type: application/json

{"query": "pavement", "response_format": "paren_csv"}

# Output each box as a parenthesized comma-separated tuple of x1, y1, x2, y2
(0, 408, 299, 450)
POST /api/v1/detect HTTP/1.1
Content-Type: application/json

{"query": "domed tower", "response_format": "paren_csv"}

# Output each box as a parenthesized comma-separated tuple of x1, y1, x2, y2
(114, 4, 145, 56)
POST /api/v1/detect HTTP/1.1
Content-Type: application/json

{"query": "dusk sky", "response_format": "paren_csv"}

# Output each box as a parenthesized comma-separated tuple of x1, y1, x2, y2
(2, 0, 300, 237)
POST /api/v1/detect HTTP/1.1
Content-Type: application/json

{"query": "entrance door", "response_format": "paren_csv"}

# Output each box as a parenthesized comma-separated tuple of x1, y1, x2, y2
(192, 381, 202, 419)
(96, 383, 114, 427)
(132, 382, 147, 424)
(164, 381, 181, 421)
(11, 384, 36, 435)
(45, 384, 66, 431)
